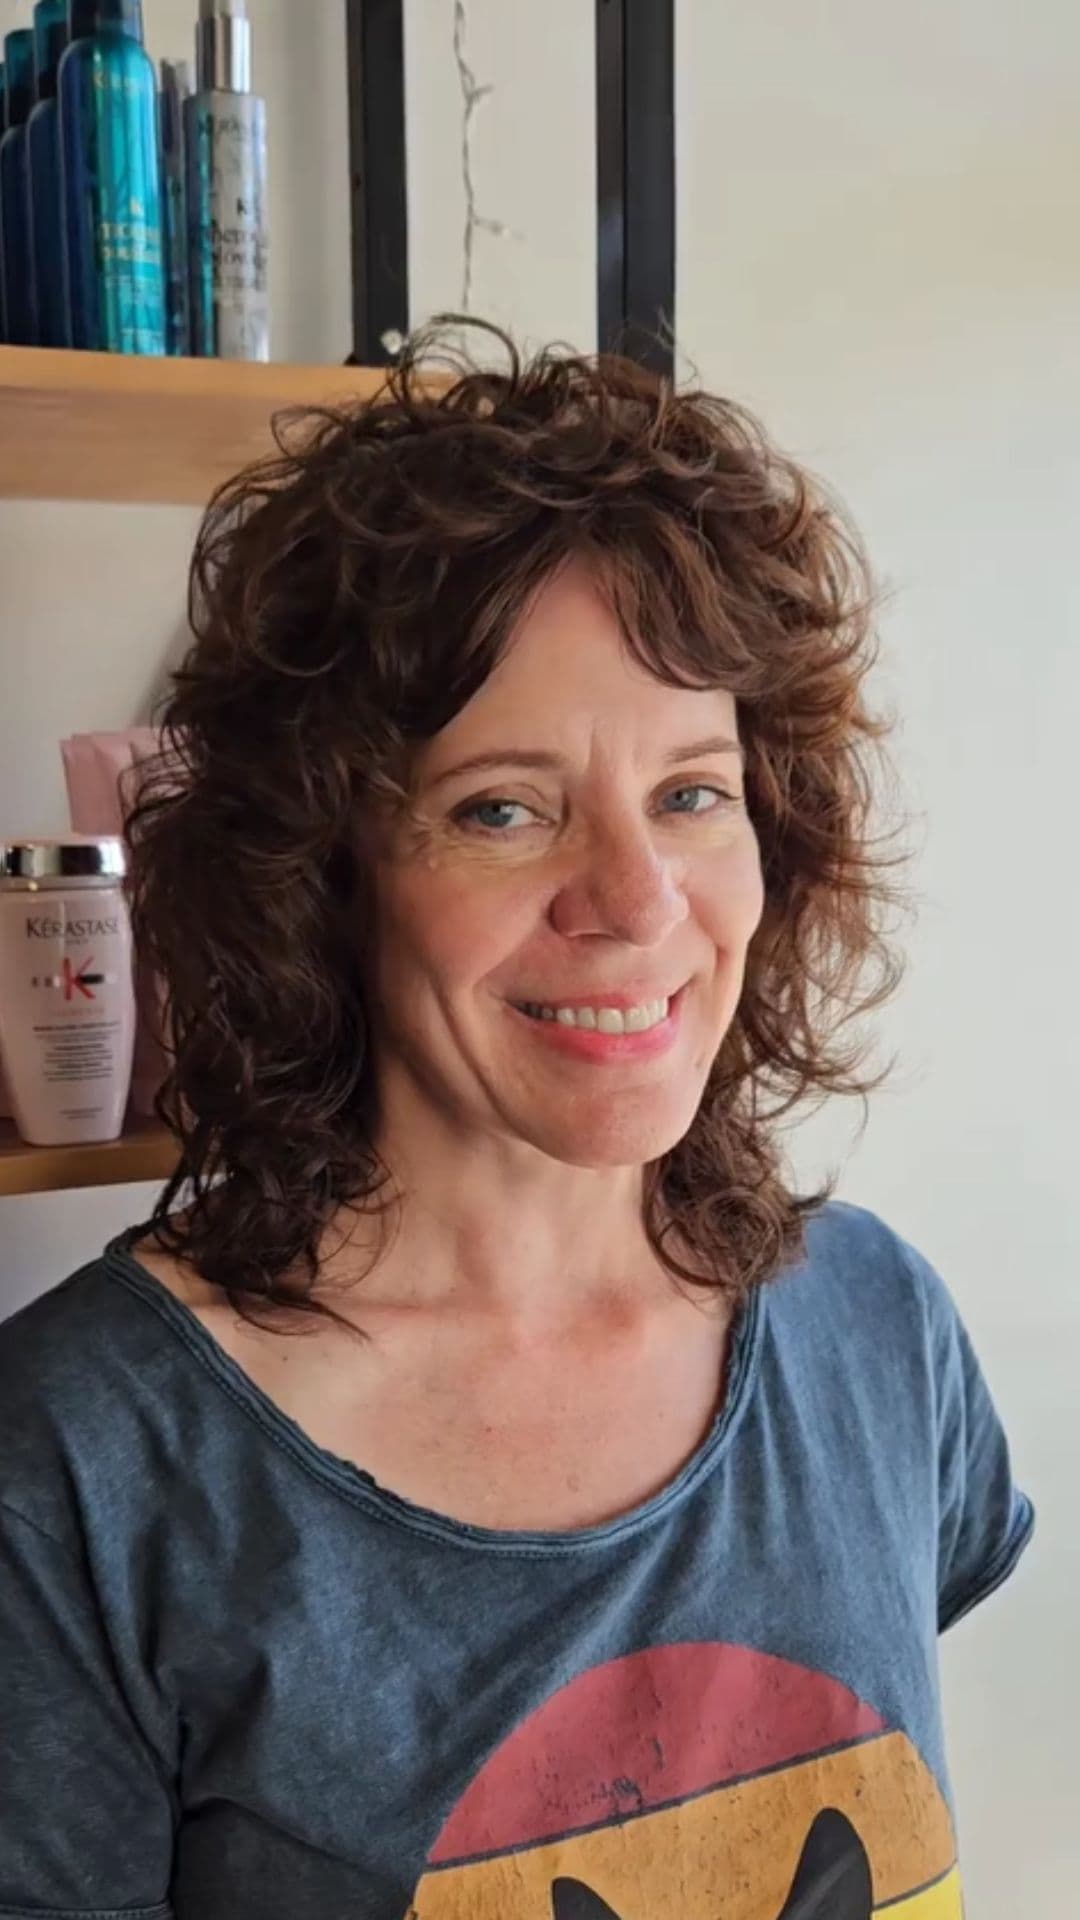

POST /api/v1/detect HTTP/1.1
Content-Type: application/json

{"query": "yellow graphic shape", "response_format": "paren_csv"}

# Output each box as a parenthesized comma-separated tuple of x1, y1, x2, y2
(413, 1730, 961, 1920)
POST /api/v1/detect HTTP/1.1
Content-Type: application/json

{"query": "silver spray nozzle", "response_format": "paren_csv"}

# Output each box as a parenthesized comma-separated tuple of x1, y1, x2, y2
(196, 0, 252, 94)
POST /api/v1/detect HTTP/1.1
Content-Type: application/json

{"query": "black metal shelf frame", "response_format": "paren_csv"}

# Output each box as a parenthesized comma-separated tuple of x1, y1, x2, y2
(344, 0, 675, 376)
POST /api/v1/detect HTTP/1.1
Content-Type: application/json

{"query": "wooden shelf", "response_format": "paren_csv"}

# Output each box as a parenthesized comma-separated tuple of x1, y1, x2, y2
(1, 346, 409, 1186)
(0, 346, 395, 505)
(0, 1118, 177, 1196)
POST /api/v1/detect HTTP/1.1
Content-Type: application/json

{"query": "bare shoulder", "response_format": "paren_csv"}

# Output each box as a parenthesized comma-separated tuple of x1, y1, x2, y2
(125, 1227, 298, 1372)
(124, 1221, 345, 1390)
(127, 1228, 218, 1315)
(126, 1210, 376, 1328)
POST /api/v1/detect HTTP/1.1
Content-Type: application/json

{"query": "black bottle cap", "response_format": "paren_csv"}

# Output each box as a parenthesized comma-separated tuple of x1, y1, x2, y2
(2, 30, 35, 127)
(33, 1, 69, 104)
(67, 0, 144, 45)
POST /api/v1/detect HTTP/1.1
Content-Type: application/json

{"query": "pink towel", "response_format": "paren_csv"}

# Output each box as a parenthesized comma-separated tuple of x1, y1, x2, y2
(61, 731, 176, 1122)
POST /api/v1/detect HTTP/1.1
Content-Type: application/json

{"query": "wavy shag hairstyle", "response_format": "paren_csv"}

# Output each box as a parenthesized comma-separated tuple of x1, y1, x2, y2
(127, 315, 906, 1333)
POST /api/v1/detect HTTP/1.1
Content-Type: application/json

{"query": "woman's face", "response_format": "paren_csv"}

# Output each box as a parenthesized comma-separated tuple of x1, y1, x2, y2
(368, 555, 765, 1169)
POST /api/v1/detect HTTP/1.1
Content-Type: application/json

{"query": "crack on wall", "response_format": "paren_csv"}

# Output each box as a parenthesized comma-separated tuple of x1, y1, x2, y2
(453, 0, 518, 312)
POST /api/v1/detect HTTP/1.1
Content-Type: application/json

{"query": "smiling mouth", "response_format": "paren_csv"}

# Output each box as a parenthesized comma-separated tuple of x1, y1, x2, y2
(511, 995, 672, 1035)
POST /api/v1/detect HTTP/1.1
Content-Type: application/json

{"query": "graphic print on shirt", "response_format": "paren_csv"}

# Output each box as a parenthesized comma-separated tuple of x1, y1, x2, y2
(406, 1642, 962, 1919)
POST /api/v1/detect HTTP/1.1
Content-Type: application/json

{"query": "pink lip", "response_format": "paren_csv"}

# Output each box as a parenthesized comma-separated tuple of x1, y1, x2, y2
(506, 985, 686, 1064)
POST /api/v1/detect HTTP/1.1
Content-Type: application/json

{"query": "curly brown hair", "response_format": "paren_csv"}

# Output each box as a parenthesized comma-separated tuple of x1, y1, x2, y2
(127, 314, 907, 1335)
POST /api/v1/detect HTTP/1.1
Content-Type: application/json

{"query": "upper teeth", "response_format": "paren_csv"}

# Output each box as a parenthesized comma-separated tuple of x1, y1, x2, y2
(518, 998, 670, 1033)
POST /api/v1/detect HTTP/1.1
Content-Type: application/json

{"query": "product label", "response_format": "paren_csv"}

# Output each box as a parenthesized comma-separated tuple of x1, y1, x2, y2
(29, 1015, 127, 1122)
(209, 110, 255, 143)
(26, 915, 122, 942)
(97, 209, 162, 273)
(0, 887, 134, 1138)
(189, 97, 269, 357)
(29, 956, 122, 1002)
(213, 220, 267, 280)
(92, 193, 165, 353)
(20, 899, 129, 1010)
(91, 69, 144, 99)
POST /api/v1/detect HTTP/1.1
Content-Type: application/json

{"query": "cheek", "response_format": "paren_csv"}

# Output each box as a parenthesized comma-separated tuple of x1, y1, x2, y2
(690, 830, 765, 948)
(376, 859, 545, 992)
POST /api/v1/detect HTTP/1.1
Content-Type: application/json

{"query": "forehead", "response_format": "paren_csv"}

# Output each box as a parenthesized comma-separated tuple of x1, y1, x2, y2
(424, 558, 739, 763)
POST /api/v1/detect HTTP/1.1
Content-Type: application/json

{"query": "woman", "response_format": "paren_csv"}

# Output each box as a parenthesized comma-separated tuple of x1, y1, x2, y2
(0, 319, 1032, 1919)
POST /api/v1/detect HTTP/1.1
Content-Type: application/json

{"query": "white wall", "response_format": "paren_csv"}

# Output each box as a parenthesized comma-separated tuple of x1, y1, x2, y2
(677, 1, 1078, 1907)
(1, 0, 1075, 1906)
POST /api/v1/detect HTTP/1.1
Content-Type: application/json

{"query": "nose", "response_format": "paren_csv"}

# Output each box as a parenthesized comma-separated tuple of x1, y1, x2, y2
(549, 817, 689, 947)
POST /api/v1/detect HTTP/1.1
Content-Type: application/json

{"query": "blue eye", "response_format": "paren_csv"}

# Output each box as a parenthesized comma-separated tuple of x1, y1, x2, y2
(457, 798, 538, 833)
(452, 785, 737, 835)
(659, 784, 734, 816)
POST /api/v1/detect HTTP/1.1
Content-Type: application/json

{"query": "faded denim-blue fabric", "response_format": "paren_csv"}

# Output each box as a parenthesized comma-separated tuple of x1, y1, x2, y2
(0, 1199, 1033, 1918)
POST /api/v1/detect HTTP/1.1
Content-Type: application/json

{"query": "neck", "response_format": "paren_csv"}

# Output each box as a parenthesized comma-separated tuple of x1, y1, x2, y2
(320, 1088, 682, 1330)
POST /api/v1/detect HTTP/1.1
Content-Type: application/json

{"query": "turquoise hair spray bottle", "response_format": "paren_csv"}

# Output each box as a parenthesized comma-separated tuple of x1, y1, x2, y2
(58, 0, 164, 352)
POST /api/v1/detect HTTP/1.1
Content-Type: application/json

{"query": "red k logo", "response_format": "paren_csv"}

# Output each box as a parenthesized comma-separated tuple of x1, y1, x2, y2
(62, 955, 99, 1001)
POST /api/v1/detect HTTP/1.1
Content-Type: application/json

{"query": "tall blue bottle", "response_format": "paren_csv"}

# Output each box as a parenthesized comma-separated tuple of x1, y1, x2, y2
(0, 60, 7, 342)
(59, 0, 164, 353)
(27, 1, 69, 348)
(0, 30, 37, 346)
(159, 58, 192, 355)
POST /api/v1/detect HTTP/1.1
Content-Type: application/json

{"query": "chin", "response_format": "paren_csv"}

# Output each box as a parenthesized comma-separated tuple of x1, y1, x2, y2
(523, 1091, 702, 1171)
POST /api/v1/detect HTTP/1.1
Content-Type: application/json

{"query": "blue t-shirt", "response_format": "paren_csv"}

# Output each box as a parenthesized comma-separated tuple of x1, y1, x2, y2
(0, 1199, 1032, 1919)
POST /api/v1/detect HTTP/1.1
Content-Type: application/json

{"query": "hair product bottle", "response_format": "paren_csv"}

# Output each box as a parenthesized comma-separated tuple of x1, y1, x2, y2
(186, 0, 269, 359)
(27, 0, 70, 349)
(159, 57, 192, 355)
(0, 838, 136, 1147)
(0, 59, 7, 342)
(0, 29, 37, 345)
(59, 0, 164, 353)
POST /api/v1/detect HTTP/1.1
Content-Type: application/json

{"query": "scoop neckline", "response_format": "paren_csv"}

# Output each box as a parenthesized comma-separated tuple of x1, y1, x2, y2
(103, 1225, 767, 1557)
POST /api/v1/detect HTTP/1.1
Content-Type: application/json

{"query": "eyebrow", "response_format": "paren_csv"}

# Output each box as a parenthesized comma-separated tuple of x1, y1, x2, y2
(425, 735, 745, 790)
